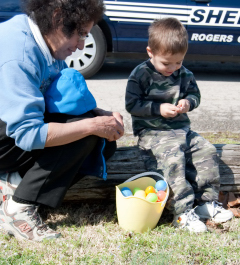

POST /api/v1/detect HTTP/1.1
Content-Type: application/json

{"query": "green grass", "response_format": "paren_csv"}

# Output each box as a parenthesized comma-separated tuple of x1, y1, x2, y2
(0, 131, 239, 264)
(0, 203, 240, 264)
(200, 132, 240, 145)
(117, 131, 240, 147)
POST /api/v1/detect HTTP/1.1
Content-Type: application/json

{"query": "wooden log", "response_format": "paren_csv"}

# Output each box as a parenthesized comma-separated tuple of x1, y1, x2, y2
(64, 144, 240, 201)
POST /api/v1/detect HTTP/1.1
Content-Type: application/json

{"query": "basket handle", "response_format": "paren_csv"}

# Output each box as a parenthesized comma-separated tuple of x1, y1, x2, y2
(124, 171, 165, 183)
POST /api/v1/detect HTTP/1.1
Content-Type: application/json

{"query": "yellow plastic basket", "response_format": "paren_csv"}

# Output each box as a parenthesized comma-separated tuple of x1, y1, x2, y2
(116, 172, 169, 233)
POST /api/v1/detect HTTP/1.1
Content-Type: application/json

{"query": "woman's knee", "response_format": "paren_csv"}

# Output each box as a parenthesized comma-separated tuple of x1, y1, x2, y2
(104, 140, 117, 160)
(77, 135, 99, 152)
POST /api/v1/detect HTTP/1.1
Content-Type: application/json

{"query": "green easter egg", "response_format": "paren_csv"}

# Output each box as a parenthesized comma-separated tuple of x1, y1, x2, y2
(133, 187, 141, 195)
(146, 193, 158, 202)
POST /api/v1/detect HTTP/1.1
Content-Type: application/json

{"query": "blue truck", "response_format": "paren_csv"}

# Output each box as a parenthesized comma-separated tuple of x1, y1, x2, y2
(1, 0, 240, 78)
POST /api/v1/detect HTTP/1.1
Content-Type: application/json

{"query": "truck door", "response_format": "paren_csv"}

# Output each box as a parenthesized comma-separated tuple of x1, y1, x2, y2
(0, 0, 21, 23)
(186, 0, 240, 57)
(105, 0, 188, 52)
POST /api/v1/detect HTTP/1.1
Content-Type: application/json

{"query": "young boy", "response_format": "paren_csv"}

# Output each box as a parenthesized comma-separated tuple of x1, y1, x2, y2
(125, 17, 233, 232)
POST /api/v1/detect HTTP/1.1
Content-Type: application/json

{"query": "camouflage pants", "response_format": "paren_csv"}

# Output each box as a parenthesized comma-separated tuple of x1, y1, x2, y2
(138, 128, 220, 215)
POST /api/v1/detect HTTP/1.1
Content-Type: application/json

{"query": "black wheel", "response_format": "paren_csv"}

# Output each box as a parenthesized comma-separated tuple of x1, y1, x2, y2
(65, 25, 107, 78)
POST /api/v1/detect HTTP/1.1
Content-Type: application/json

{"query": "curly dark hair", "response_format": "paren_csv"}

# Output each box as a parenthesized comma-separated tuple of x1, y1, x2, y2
(21, 0, 105, 37)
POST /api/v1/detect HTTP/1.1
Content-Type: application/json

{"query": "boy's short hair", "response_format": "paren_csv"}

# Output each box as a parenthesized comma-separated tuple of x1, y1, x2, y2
(148, 17, 188, 55)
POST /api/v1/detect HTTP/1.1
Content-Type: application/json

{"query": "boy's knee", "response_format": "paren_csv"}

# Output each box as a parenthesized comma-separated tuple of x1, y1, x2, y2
(203, 142, 217, 155)
(207, 144, 219, 164)
(208, 143, 217, 155)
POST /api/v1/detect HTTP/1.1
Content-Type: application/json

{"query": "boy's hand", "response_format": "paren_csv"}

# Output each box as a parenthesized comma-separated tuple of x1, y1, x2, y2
(177, 99, 190, 113)
(160, 103, 180, 118)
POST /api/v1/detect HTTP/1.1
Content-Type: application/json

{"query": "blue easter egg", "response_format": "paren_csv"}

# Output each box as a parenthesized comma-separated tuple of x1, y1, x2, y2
(155, 180, 167, 191)
(121, 187, 133, 197)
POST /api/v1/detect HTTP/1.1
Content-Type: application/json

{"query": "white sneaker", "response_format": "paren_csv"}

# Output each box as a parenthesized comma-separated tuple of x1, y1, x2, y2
(173, 209, 207, 233)
(195, 201, 234, 223)
(0, 199, 61, 241)
(0, 173, 16, 205)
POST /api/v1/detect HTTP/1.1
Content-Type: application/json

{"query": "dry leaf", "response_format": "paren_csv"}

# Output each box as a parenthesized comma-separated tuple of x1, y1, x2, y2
(229, 207, 240, 218)
(228, 192, 240, 207)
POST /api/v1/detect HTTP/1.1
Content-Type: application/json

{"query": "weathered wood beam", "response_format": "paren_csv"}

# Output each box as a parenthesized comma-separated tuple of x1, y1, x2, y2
(64, 144, 240, 201)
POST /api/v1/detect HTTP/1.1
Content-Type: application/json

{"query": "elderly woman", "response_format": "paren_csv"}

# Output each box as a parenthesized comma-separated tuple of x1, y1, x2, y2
(0, 0, 124, 241)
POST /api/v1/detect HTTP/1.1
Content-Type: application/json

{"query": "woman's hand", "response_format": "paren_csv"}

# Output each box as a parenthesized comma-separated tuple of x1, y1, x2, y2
(112, 111, 124, 128)
(92, 115, 124, 141)
(92, 108, 124, 140)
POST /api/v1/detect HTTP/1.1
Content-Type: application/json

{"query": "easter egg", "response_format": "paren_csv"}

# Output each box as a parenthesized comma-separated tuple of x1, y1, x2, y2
(157, 190, 166, 201)
(121, 187, 133, 197)
(145, 186, 156, 195)
(155, 180, 167, 191)
(133, 187, 141, 195)
(146, 193, 158, 202)
(134, 190, 146, 199)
